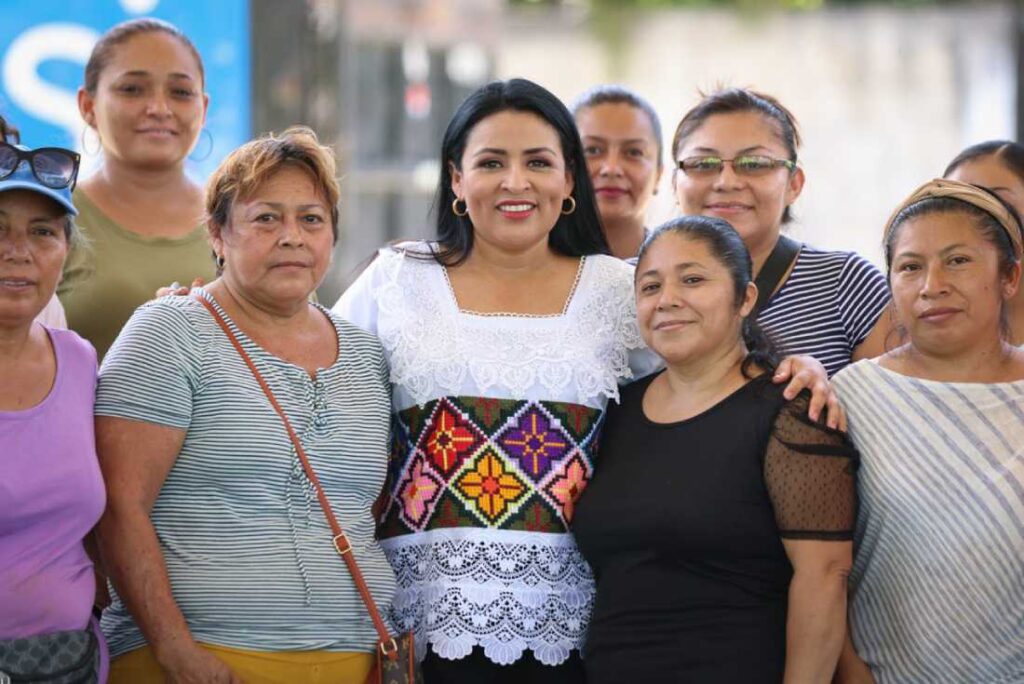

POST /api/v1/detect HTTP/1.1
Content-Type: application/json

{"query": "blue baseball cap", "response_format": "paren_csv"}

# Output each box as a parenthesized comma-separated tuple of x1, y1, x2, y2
(0, 145, 78, 216)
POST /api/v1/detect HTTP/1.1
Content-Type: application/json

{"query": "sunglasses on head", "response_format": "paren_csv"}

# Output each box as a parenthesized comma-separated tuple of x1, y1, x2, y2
(0, 141, 81, 190)
(677, 155, 796, 177)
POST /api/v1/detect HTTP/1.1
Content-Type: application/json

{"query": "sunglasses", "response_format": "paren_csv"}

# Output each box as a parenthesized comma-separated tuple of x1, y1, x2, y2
(0, 141, 81, 190)
(677, 155, 796, 177)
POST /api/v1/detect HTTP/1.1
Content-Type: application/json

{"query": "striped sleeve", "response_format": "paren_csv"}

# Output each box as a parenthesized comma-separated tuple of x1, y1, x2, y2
(835, 253, 889, 349)
(96, 300, 202, 429)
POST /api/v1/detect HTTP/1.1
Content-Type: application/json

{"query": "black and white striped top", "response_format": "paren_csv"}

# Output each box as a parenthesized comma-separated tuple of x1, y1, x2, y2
(758, 246, 889, 376)
(96, 290, 396, 657)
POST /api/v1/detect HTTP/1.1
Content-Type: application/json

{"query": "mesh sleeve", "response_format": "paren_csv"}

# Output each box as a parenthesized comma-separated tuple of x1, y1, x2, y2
(764, 394, 859, 540)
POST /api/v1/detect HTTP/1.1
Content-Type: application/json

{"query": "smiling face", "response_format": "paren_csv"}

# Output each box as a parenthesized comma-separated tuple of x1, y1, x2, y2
(450, 109, 574, 256)
(0, 190, 69, 327)
(946, 155, 1024, 220)
(577, 102, 662, 227)
(673, 111, 803, 250)
(889, 210, 1020, 357)
(635, 231, 755, 367)
(213, 165, 334, 309)
(79, 30, 208, 170)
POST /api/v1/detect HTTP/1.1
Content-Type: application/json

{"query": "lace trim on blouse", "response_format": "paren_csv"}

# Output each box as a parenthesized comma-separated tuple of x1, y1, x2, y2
(373, 248, 645, 407)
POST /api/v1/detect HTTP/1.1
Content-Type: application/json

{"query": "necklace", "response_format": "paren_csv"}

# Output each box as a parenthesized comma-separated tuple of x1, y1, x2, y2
(441, 256, 587, 318)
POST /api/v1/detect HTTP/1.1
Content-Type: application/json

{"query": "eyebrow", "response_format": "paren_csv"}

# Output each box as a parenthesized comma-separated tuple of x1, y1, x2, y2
(636, 261, 705, 279)
(117, 70, 196, 81)
(248, 202, 326, 211)
(472, 146, 558, 157)
(689, 145, 772, 155)
(582, 135, 651, 145)
(895, 243, 972, 259)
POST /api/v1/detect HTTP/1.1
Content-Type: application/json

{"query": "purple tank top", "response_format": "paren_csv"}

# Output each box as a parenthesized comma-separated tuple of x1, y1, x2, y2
(0, 327, 105, 638)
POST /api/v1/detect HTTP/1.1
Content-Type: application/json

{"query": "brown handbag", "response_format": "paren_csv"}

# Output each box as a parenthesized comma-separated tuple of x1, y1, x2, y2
(195, 295, 422, 684)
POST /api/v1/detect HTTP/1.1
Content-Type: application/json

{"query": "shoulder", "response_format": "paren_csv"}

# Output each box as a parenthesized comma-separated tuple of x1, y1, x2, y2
(47, 327, 98, 370)
(112, 296, 208, 352)
(325, 307, 386, 353)
(797, 246, 884, 281)
(586, 253, 635, 286)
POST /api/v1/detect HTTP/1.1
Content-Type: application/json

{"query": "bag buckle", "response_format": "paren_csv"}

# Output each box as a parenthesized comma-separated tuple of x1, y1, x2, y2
(332, 533, 352, 556)
(379, 638, 398, 656)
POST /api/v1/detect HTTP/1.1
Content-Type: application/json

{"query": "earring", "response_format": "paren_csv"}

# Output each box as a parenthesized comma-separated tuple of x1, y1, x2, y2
(80, 126, 101, 156)
(452, 197, 469, 217)
(216, 254, 225, 269)
(189, 128, 214, 163)
(561, 196, 577, 215)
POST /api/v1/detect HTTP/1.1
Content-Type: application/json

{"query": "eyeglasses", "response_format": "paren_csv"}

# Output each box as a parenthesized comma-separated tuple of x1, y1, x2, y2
(677, 155, 796, 177)
(0, 142, 81, 190)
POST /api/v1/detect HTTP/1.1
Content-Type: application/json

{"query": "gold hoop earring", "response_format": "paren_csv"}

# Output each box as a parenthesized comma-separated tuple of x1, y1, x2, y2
(452, 198, 468, 217)
(80, 126, 101, 156)
(561, 196, 577, 215)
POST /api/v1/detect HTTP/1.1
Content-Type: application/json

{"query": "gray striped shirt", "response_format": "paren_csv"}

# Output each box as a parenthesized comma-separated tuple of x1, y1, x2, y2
(97, 290, 396, 657)
(833, 360, 1024, 683)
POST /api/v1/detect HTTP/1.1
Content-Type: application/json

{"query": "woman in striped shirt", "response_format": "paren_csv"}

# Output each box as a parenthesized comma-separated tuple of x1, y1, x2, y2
(95, 128, 396, 683)
(833, 179, 1024, 683)
(671, 89, 891, 376)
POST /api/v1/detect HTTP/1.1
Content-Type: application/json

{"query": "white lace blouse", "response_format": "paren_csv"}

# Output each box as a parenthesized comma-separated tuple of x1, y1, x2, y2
(334, 243, 658, 665)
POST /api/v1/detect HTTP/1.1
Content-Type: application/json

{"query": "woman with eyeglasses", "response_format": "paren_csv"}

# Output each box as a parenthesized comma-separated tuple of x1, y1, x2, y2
(672, 89, 890, 375)
(0, 137, 107, 683)
(57, 18, 216, 358)
(572, 85, 664, 261)
(944, 140, 1024, 343)
(832, 179, 1024, 683)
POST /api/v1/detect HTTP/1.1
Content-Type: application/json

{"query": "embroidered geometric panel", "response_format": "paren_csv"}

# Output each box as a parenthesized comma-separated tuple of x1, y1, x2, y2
(380, 396, 603, 537)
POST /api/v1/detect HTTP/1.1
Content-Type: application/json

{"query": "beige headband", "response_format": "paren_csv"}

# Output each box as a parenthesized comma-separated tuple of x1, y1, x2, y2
(884, 178, 1024, 260)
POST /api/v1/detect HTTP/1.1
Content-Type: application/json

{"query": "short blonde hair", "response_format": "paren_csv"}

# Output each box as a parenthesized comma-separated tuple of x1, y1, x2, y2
(206, 126, 340, 242)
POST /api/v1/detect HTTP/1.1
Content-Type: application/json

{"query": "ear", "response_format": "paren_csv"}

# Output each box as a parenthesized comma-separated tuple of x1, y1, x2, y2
(77, 87, 96, 129)
(739, 281, 758, 318)
(209, 222, 225, 259)
(1003, 260, 1022, 300)
(449, 160, 463, 200)
(784, 165, 805, 207)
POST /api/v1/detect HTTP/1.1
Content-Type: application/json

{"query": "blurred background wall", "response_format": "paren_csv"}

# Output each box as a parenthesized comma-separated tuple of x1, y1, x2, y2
(1, 0, 1018, 303)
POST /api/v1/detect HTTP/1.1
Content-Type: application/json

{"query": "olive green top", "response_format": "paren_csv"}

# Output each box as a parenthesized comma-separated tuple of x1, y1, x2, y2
(58, 189, 217, 358)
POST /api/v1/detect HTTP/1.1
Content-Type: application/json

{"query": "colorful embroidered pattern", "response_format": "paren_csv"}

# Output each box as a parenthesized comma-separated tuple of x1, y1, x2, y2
(381, 396, 602, 536)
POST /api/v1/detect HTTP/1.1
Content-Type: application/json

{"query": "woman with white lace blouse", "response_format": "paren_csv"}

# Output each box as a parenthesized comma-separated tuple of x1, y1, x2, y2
(334, 78, 836, 684)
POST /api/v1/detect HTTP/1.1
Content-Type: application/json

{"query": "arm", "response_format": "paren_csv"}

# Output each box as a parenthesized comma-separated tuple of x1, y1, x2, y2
(96, 416, 242, 684)
(851, 305, 895, 362)
(782, 538, 852, 683)
(765, 397, 859, 683)
(772, 355, 846, 430)
(834, 630, 877, 684)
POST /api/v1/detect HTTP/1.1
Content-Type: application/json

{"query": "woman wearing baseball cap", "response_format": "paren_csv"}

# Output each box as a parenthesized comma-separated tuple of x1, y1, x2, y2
(0, 127, 107, 682)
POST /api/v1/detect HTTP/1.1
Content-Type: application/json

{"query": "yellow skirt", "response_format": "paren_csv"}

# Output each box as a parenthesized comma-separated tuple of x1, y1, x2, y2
(108, 643, 374, 684)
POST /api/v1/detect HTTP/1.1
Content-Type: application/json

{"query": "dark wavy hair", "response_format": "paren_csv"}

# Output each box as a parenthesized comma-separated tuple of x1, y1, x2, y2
(430, 78, 609, 265)
(636, 215, 779, 378)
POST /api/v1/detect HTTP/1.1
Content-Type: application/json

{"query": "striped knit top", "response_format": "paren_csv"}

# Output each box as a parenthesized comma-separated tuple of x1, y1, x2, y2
(832, 360, 1024, 683)
(759, 246, 889, 377)
(96, 289, 397, 657)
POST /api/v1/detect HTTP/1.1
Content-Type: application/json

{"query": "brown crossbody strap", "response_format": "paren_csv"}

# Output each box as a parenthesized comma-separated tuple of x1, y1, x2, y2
(194, 294, 398, 657)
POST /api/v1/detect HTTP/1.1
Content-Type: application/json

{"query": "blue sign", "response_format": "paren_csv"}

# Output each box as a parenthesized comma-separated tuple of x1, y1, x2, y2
(0, 0, 250, 180)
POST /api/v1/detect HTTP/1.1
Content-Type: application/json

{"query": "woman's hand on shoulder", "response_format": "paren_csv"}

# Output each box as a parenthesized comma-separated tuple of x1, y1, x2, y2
(159, 642, 243, 684)
(155, 277, 205, 299)
(772, 355, 846, 431)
